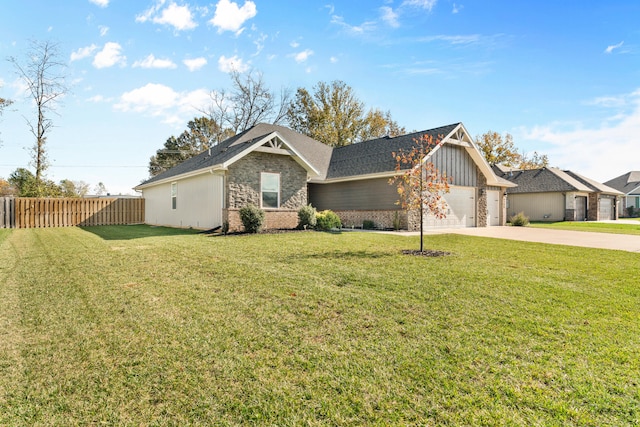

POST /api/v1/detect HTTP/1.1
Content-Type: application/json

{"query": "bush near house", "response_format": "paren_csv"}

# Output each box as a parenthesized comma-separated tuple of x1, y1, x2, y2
(297, 204, 317, 229)
(509, 211, 530, 226)
(315, 209, 342, 230)
(239, 204, 265, 233)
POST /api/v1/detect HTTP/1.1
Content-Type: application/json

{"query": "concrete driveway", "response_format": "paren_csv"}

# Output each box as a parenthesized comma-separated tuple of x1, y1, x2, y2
(385, 224, 640, 253)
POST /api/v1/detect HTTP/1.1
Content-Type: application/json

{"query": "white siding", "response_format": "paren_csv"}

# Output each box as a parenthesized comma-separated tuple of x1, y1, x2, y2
(143, 173, 223, 229)
(507, 192, 565, 221)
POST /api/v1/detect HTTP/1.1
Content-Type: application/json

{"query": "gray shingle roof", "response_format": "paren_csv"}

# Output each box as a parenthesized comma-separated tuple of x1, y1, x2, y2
(137, 123, 333, 187)
(495, 166, 621, 195)
(604, 171, 640, 195)
(325, 123, 460, 179)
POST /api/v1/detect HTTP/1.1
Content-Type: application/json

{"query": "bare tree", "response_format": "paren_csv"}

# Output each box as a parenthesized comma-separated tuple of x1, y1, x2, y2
(205, 70, 291, 135)
(8, 40, 68, 183)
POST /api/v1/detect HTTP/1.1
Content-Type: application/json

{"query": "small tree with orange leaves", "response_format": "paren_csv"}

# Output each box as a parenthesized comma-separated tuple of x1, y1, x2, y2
(389, 134, 451, 253)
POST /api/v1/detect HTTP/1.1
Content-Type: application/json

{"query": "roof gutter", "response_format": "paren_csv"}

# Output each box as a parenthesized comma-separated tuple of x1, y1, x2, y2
(134, 165, 226, 190)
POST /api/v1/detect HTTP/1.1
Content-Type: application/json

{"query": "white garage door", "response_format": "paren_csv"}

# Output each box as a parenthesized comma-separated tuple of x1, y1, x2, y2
(487, 190, 500, 226)
(600, 198, 613, 220)
(424, 186, 476, 228)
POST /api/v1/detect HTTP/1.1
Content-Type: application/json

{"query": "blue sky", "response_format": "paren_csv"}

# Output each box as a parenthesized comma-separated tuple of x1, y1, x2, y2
(0, 0, 639, 195)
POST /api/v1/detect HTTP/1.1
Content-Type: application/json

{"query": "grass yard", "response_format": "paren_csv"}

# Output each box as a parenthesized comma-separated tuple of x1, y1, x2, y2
(530, 220, 640, 235)
(0, 226, 638, 426)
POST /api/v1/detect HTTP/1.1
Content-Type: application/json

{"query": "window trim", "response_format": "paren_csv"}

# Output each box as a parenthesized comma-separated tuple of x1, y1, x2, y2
(261, 172, 280, 209)
(171, 182, 177, 210)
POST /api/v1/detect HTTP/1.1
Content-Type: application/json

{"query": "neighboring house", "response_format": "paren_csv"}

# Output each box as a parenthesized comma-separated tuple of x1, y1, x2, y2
(604, 171, 640, 216)
(135, 122, 514, 231)
(493, 166, 622, 221)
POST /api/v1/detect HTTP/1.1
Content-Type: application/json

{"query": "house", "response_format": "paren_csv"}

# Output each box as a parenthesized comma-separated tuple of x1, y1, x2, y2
(493, 166, 623, 221)
(135, 122, 514, 231)
(604, 171, 640, 217)
(309, 123, 515, 229)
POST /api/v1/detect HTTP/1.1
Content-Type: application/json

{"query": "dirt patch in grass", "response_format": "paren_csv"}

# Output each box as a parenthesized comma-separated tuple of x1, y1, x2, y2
(402, 249, 451, 257)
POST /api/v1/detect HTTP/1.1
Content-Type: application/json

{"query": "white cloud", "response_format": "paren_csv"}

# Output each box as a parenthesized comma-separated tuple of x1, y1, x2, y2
(89, 0, 109, 7)
(87, 95, 106, 102)
(114, 83, 210, 125)
(380, 6, 400, 28)
(402, 0, 437, 10)
(183, 57, 207, 71)
(218, 55, 249, 73)
(137, 1, 197, 31)
(294, 49, 314, 63)
(417, 34, 482, 45)
(253, 33, 268, 56)
(133, 54, 177, 69)
(330, 56, 338, 63)
(604, 41, 624, 54)
(99, 25, 109, 36)
(70, 44, 98, 62)
(93, 42, 126, 68)
(290, 41, 300, 48)
(452, 3, 463, 13)
(331, 15, 376, 35)
(522, 89, 640, 182)
(210, 0, 257, 34)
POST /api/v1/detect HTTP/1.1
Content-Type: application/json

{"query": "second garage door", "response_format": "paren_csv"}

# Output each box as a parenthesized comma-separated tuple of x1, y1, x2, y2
(424, 186, 476, 228)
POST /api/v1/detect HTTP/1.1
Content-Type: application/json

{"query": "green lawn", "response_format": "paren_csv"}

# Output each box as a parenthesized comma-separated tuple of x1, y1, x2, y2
(530, 220, 640, 235)
(1, 226, 638, 426)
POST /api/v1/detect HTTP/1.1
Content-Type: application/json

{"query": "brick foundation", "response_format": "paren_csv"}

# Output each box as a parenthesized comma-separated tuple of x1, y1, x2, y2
(334, 210, 407, 230)
(224, 208, 299, 232)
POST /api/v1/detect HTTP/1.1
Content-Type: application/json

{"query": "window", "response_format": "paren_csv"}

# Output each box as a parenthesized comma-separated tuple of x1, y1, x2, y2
(261, 173, 280, 208)
(171, 182, 177, 209)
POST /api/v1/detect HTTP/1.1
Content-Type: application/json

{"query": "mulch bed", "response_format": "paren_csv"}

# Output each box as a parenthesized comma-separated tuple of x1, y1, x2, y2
(402, 249, 451, 257)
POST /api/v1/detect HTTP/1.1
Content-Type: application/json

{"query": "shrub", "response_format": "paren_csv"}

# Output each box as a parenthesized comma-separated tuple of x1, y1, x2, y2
(315, 210, 342, 231)
(297, 204, 317, 229)
(392, 212, 402, 230)
(221, 221, 229, 235)
(362, 219, 375, 230)
(509, 211, 530, 226)
(627, 206, 635, 218)
(239, 204, 265, 233)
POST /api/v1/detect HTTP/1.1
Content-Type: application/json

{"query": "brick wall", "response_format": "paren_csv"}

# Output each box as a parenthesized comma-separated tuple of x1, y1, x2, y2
(224, 208, 299, 232)
(334, 209, 407, 230)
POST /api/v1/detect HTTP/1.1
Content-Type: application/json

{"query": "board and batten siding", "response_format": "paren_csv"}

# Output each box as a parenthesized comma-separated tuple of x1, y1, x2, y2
(507, 192, 565, 221)
(430, 143, 478, 187)
(309, 143, 480, 212)
(309, 178, 399, 211)
(143, 173, 223, 229)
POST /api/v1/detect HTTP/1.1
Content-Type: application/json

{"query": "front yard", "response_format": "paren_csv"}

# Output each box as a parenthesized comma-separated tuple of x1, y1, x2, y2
(0, 226, 638, 426)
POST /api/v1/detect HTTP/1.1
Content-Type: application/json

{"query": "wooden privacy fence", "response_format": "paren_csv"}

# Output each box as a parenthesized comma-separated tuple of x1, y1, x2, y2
(3, 197, 144, 229)
(1, 197, 15, 229)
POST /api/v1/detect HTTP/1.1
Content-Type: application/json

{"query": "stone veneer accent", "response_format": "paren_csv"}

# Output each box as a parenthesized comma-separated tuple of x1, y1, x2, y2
(476, 171, 488, 228)
(334, 210, 408, 230)
(224, 151, 307, 232)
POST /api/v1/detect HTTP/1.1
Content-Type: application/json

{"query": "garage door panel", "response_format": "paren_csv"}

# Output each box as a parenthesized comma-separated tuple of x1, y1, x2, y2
(600, 198, 613, 220)
(424, 186, 475, 228)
